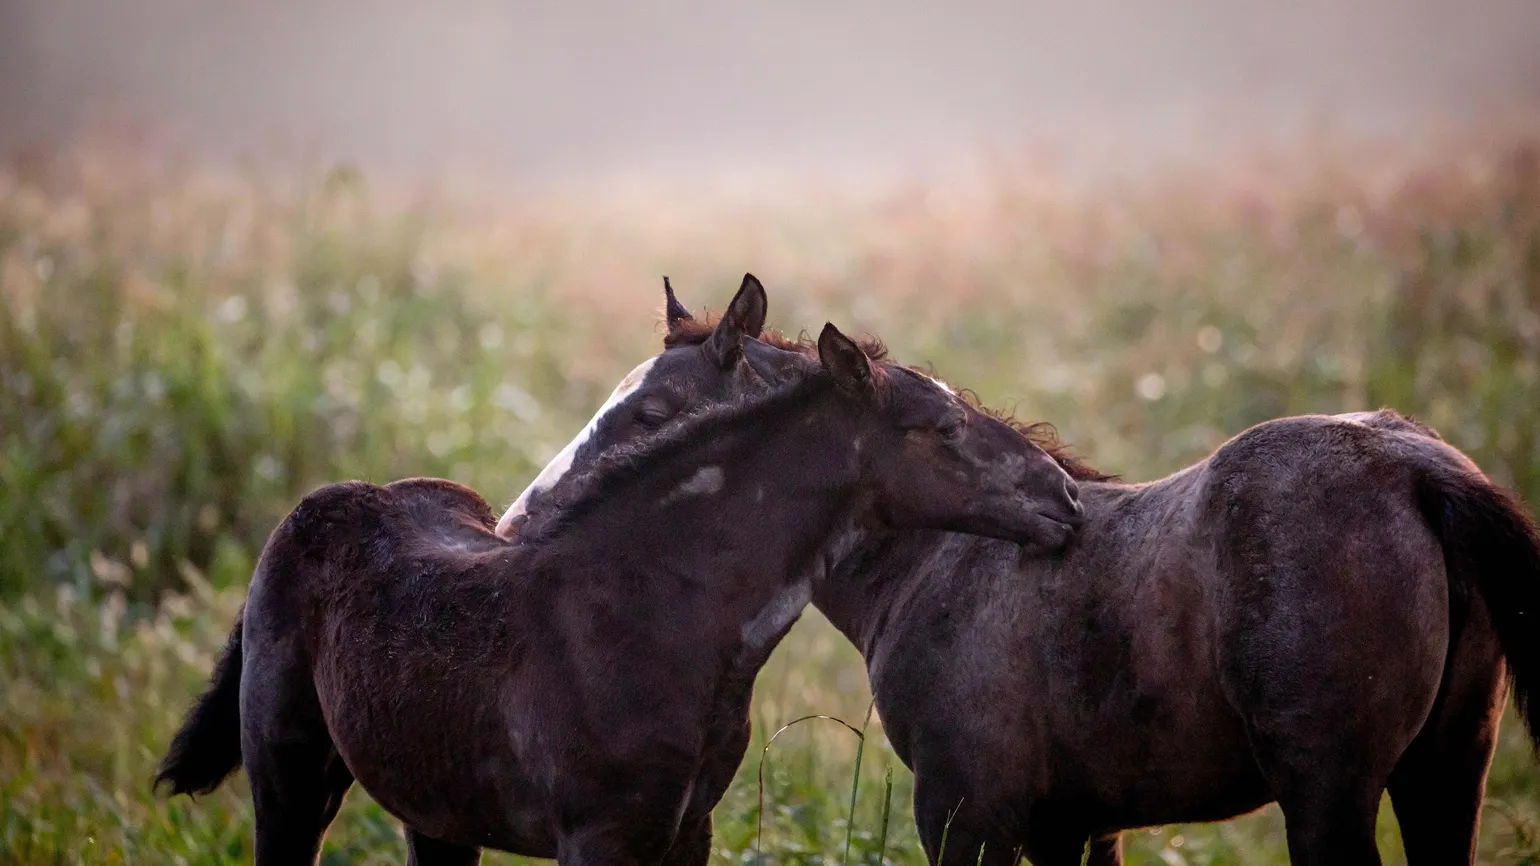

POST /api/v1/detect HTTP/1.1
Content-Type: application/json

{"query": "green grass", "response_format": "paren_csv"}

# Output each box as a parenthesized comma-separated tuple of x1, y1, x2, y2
(3, 129, 1540, 863)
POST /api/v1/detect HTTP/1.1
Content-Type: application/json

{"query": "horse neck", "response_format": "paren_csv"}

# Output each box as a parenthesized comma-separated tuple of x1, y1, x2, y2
(811, 480, 1134, 661)
(555, 384, 866, 600)
(810, 527, 962, 659)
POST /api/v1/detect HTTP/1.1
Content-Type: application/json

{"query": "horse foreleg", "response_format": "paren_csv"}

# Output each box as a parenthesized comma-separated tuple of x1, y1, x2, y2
(406, 828, 482, 866)
(658, 814, 712, 866)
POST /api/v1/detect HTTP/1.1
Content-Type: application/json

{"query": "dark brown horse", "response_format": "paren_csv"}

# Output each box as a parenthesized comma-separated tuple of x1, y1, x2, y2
(514, 283, 1540, 866)
(815, 407, 1540, 866)
(154, 276, 1085, 866)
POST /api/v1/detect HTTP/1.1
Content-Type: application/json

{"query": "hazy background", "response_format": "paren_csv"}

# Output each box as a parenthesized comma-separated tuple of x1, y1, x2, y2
(4, 0, 1539, 189)
(5, 4, 1540, 864)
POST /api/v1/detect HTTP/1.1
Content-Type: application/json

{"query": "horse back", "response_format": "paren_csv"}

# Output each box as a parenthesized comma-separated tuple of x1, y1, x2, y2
(244, 477, 516, 671)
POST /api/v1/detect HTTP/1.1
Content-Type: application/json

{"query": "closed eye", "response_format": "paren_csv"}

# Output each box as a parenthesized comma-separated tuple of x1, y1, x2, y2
(636, 405, 672, 429)
(938, 413, 967, 441)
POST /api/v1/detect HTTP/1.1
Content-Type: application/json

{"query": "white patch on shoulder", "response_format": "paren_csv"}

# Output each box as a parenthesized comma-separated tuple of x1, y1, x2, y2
(494, 356, 657, 538)
(740, 580, 811, 652)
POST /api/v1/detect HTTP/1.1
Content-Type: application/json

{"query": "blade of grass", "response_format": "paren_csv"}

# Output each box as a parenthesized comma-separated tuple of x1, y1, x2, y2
(842, 698, 877, 866)
(754, 713, 864, 864)
(937, 798, 963, 866)
(874, 764, 894, 866)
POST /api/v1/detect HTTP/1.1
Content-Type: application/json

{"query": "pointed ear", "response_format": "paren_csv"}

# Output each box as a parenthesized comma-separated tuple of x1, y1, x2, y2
(703, 273, 768, 368)
(742, 338, 811, 386)
(663, 276, 694, 334)
(817, 322, 875, 394)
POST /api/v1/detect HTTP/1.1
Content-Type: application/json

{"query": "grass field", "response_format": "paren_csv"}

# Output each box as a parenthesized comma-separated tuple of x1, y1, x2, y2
(3, 125, 1540, 864)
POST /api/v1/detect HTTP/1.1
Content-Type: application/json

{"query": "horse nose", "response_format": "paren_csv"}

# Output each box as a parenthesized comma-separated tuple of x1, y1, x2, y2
(1060, 476, 1085, 526)
(495, 511, 528, 540)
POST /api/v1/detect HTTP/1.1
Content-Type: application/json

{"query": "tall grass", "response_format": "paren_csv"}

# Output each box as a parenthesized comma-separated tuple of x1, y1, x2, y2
(2, 127, 1539, 863)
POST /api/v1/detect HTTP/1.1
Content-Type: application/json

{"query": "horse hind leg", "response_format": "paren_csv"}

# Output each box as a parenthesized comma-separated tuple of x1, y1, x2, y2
(1387, 608, 1506, 866)
(407, 829, 482, 866)
(246, 730, 355, 864)
(1388, 740, 1494, 866)
(241, 602, 354, 863)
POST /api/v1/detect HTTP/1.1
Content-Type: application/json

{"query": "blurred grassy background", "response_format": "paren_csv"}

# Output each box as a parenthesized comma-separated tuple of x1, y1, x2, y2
(3, 125, 1540, 864)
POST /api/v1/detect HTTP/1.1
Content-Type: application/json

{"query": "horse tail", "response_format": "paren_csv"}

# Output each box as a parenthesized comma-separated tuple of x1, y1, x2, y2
(1416, 459, 1540, 750)
(155, 611, 245, 795)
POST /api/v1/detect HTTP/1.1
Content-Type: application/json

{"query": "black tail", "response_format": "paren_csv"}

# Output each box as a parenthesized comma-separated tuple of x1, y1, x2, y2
(1418, 467, 1540, 749)
(155, 612, 245, 795)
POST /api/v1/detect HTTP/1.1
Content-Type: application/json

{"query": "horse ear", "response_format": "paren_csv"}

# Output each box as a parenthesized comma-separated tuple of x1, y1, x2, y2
(743, 338, 809, 386)
(704, 273, 768, 368)
(663, 276, 694, 333)
(817, 322, 874, 394)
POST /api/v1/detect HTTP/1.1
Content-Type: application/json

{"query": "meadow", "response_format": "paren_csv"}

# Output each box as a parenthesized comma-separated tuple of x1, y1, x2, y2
(3, 125, 1540, 864)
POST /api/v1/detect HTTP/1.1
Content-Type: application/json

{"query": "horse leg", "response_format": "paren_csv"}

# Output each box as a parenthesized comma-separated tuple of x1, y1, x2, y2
(242, 615, 354, 864)
(1238, 644, 1410, 865)
(1388, 740, 1495, 866)
(1271, 782, 1385, 866)
(658, 814, 711, 866)
(1388, 605, 1507, 866)
(1237, 657, 1404, 866)
(406, 829, 482, 866)
(246, 729, 354, 864)
(912, 777, 1024, 866)
(555, 823, 676, 866)
(1087, 833, 1123, 866)
(1216, 500, 1451, 865)
(657, 715, 746, 866)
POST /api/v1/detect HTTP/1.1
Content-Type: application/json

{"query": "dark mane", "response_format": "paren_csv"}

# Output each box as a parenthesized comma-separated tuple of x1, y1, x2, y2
(664, 315, 889, 361)
(954, 391, 1117, 482)
(666, 315, 1111, 482)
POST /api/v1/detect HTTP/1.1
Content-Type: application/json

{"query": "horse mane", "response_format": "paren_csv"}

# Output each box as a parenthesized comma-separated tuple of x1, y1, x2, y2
(664, 315, 890, 361)
(953, 392, 1116, 482)
(666, 317, 1112, 483)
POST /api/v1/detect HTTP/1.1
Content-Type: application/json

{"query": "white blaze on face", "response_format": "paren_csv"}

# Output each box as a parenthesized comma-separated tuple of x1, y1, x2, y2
(494, 356, 658, 538)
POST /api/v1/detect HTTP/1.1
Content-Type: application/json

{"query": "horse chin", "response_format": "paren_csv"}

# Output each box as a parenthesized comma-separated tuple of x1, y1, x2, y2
(1009, 509, 1079, 552)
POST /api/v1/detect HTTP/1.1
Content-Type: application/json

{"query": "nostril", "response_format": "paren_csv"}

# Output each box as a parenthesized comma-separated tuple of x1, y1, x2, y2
(495, 512, 528, 540)
(1062, 475, 1081, 505)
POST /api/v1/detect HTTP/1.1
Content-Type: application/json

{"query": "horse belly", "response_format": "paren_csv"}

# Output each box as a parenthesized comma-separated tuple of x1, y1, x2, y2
(1056, 685, 1271, 831)
(314, 663, 556, 855)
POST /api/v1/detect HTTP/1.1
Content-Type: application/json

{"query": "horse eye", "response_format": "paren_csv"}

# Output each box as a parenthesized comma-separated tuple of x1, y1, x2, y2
(636, 404, 672, 429)
(938, 414, 966, 441)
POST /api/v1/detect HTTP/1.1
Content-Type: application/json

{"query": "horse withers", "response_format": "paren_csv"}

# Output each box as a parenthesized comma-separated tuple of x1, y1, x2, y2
(154, 276, 1085, 866)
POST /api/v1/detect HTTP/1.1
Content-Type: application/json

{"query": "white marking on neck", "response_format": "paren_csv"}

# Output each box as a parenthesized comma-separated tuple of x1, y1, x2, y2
(494, 356, 657, 538)
(740, 579, 812, 652)
(659, 465, 725, 507)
